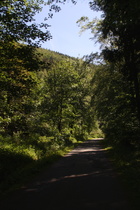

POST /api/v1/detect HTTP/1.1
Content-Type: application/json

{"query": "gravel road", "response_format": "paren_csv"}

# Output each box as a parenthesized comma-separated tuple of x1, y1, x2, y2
(0, 139, 131, 210)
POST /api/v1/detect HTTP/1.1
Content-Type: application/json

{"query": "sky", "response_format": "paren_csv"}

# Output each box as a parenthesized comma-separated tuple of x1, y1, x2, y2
(35, 1, 102, 58)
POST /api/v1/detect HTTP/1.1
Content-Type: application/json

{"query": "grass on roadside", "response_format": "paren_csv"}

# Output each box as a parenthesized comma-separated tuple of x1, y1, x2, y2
(0, 136, 80, 197)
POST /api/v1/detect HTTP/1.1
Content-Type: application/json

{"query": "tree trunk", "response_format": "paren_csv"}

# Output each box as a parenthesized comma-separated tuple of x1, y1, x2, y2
(133, 67, 140, 123)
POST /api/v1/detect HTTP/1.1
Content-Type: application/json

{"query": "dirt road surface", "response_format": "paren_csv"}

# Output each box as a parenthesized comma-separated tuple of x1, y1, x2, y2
(0, 139, 131, 210)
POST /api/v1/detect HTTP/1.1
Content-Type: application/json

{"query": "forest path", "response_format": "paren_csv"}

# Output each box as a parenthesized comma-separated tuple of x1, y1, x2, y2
(0, 139, 131, 210)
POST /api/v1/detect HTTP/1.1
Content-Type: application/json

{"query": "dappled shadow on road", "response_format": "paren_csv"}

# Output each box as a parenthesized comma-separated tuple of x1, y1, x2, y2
(0, 139, 131, 210)
(26, 140, 109, 184)
(24, 139, 112, 191)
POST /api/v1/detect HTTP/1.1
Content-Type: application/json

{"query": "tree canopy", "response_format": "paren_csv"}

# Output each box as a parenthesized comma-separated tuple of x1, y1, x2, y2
(89, 0, 140, 122)
(0, 0, 52, 45)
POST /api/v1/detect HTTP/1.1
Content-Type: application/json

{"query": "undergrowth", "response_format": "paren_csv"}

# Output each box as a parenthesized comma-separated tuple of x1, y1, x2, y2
(0, 134, 81, 197)
(103, 139, 140, 210)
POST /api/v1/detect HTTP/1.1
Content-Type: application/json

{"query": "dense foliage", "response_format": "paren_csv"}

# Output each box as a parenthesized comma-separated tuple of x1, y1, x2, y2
(91, 63, 140, 146)
(0, 42, 100, 193)
(0, 0, 51, 45)
(92, 0, 140, 121)
(77, 0, 140, 147)
(0, 44, 98, 144)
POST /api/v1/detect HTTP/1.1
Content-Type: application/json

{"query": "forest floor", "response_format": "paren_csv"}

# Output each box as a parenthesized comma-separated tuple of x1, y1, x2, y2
(0, 139, 132, 210)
